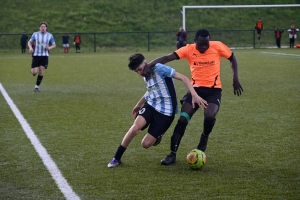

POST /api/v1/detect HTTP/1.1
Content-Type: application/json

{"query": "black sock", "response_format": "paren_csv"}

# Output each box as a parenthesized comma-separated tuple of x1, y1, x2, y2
(170, 120, 187, 153)
(114, 145, 127, 160)
(203, 118, 216, 136)
(36, 75, 43, 86)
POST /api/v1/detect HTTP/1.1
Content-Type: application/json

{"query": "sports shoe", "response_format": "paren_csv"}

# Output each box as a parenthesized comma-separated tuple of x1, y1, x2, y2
(34, 88, 40, 92)
(107, 158, 121, 168)
(197, 133, 209, 152)
(161, 153, 176, 165)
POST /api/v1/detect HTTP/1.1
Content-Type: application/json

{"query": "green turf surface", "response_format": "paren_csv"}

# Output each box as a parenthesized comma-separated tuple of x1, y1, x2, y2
(0, 49, 299, 199)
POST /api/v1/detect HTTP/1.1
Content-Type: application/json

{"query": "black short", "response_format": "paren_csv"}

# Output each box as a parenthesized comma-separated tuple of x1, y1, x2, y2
(21, 44, 26, 49)
(138, 103, 175, 139)
(180, 87, 222, 110)
(257, 29, 261, 34)
(31, 56, 48, 69)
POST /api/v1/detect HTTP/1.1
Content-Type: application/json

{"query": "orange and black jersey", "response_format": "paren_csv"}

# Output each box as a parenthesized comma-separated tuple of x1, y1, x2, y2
(174, 41, 233, 88)
(255, 21, 263, 30)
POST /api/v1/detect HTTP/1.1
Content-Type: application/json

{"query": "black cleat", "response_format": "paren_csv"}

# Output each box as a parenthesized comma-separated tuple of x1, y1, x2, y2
(198, 133, 209, 152)
(34, 88, 40, 92)
(161, 153, 176, 165)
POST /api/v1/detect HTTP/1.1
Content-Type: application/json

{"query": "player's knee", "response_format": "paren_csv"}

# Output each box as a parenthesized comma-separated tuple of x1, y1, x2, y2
(130, 124, 141, 135)
(204, 112, 216, 120)
(178, 112, 191, 124)
(141, 140, 152, 149)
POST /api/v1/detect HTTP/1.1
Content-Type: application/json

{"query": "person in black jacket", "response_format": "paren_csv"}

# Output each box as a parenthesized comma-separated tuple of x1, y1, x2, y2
(274, 28, 284, 48)
(176, 27, 187, 49)
(20, 31, 28, 54)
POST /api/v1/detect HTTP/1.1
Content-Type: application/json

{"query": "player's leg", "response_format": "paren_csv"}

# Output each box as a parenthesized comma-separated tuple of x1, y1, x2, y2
(141, 111, 174, 148)
(108, 115, 147, 168)
(34, 57, 47, 91)
(197, 88, 221, 152)
(161, 92, 198, 165)
(257, 30, 261, 41)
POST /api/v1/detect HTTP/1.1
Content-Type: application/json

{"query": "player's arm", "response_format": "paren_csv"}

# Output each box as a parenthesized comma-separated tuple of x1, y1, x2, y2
(46, 36, 56, 50)
(28, 39, 34, 53)
(132, 95, 146, 118)
(142, 53, 177, 77)
(229, 54, 243, 96)
(173, 72, 207, 109)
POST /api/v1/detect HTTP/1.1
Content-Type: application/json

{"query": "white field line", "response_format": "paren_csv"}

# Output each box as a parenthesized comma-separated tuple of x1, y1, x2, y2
(0, 83, 80, 200)
(260, 52, 300, 57)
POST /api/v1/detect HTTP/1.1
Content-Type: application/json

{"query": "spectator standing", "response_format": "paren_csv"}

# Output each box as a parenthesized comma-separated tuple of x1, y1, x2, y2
(74, 33, 81, 53)
(287, 24, 299, 48)
(20, 31, 28, 54)
(274, 28, 284, 48)
(176, 27, 187, 49)
(255, 18, 263, 42)
(62, 33, 69, 53)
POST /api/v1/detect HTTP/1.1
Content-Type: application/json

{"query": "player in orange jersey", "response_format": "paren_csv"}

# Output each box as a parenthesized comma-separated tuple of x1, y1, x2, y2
(142, 29, 243, 165)
(255, 18, 263, 42)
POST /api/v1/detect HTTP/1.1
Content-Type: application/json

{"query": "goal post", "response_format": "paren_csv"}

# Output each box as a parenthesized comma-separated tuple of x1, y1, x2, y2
(182, 4, 300, 31)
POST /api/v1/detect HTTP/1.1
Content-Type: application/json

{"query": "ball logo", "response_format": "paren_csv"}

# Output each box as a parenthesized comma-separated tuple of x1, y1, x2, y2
(139, 108, 146, 114)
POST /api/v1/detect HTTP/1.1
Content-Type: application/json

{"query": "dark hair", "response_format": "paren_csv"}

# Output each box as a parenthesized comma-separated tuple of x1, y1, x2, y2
(194, 29, 210, 40)
(128, 53, 145, 70)
(39, 22, 48, 27)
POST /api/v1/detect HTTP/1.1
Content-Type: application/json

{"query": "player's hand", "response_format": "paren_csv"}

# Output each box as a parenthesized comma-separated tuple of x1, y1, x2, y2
(191, 95, 207, 110)
(233, 78, 243, 96)
(132, 106, 141, 119)
(29, 48, 34, 53)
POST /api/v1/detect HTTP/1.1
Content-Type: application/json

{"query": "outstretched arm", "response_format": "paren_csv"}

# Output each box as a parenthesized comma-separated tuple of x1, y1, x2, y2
(174, 72, 207, 109)
(230, 54, 243, 96)
(142, 53, 177, 77)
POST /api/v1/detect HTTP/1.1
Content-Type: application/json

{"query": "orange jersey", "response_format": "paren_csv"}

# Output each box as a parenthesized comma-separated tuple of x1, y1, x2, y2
(256, 21, 263, 30)
(175, 41, 232, 88)
(74, 36, 81, 43)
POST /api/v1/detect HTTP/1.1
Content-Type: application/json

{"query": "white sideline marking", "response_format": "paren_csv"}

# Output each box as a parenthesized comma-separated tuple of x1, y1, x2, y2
(0, 83, 80, 200)
(261, 52, 300, 56)
(260, 52, 300, 58)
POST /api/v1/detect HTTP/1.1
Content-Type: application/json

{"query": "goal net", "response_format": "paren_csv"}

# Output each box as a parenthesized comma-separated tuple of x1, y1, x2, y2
(182, 4, 300, 48)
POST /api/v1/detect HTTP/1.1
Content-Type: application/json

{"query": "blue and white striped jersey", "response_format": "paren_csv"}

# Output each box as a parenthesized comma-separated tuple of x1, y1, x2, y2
(30, 32, 55, 56)
(144, 63, 178, 116)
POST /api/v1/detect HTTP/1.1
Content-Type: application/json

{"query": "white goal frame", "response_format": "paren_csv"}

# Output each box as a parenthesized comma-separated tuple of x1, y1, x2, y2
(182, 4, 300, 31)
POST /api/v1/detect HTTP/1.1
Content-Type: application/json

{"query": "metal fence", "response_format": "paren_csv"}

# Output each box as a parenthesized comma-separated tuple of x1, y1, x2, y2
(0, 29, 294, 53)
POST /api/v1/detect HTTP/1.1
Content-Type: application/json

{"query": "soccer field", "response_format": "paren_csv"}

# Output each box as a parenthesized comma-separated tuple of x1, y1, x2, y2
(0, 49, 299, 199)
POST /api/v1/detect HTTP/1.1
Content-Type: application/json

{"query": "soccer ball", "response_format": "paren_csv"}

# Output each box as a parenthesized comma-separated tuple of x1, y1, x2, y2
(186, 149, 206, 169)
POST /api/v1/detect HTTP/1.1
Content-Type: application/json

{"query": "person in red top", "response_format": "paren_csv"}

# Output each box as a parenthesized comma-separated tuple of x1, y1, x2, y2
(255, 18, 263, 42)
(142, 29, 243, 165)
(74, 33, 81, 52)
(274, 28, 284, 48)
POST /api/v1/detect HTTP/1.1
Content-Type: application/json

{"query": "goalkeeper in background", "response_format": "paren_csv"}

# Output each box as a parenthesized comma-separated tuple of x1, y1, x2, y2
(255, 18, 263, 42)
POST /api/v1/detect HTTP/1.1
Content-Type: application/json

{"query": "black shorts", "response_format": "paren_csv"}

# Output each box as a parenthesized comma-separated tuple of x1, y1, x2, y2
(180, 87, 222, 110)
(138, 103, 175, 139)
(257, 29, 261, 34)
(31, 56, 48, 69)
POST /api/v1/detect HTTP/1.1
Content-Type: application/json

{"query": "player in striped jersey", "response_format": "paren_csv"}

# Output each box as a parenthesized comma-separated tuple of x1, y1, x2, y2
(143, 29, 243, 165)
(28, 22, 56, 92)
(108, 53, 207, 168)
